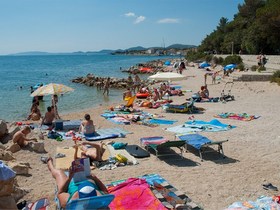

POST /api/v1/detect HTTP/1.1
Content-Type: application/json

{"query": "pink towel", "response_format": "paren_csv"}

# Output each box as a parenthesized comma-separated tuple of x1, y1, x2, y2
(108, 178, 167, 210)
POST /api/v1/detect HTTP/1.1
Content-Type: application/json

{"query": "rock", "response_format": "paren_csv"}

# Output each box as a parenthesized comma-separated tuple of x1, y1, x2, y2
(0, 178, 15, 197)
(0, 120, 8, 139)
(0, 143, 6, 150)
(8, 162, 30, 175)
(12, 187, 30, 202)
(6, 143, 21, 153)
(0, 196, 17, 209)
(30, 141, 46, 153)
(0, 149, 15, 161)
(8, 125, 20, 137)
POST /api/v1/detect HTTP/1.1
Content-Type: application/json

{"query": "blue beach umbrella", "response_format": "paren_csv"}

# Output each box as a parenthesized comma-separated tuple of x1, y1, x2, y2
(164, 61, 171, 66)
(199, 62, 210, 68)
(224, 64, 237, 71)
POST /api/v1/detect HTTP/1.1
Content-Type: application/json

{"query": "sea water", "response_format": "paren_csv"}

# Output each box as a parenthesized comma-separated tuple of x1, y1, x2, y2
(0, 54, 176, 121)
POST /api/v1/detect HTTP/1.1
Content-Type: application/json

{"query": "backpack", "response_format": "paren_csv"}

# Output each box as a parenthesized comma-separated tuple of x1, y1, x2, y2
(47, 131, 62, 139)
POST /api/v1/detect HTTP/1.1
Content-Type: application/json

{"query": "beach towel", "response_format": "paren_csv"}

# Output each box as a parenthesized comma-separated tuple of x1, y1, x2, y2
(185, 119, 236, 132)
(107, 174, 201, 210)
(149, 118, 177, 125)
(178, 134, 212, 150)
(108, 117, 130, 125)
(226, 196, 280, 210)
(55, 146, 109, 170)
(106, 144, 138, 165)
(165, 125, 202, 134)
(140, 136, 169, 145)
(63, 120, 81, 130)
(214, 112, 260, 121)
(108, 178, 167, 210)
(96, 127, 132, 136)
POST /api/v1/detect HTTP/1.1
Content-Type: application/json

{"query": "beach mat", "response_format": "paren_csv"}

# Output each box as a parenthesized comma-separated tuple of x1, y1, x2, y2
(125, 145, 150, 158)
(149, 118, 177, 125)
(106, 144, 138, 165)
(85, 127, 132, 141)
(55, 146, 110, 170)
(214, 112, 260, 121)
(96, 127, 133, 136)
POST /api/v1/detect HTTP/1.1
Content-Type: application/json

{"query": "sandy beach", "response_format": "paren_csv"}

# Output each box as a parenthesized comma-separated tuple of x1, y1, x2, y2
(3, 64, 280, 210)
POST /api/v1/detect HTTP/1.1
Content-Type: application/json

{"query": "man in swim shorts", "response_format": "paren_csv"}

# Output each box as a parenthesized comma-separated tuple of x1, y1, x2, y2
(41, 106, 55, 128)
(12, 126, 37, 147)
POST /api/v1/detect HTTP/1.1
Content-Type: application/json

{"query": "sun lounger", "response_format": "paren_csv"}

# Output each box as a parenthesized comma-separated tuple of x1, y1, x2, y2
(163, 101, 194, 113)
(140, 136, 185, 158)
(177, 134, 228, 161)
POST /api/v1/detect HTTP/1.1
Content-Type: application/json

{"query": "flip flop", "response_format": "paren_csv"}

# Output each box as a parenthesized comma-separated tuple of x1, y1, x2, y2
(55, 153, 66, 159)
(41, 156, 50, 164)
(263, 183, 278, 191)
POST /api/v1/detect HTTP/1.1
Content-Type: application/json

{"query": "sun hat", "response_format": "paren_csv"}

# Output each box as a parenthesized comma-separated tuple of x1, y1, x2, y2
(78, 182, 97, 199)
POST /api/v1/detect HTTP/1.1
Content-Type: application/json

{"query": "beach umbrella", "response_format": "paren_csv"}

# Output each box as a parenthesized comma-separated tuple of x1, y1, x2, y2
(30, 83, 74, 97)
(148, 72, 187, 82)
(224, 64, 237, 71)
(199, 62, 211, 68)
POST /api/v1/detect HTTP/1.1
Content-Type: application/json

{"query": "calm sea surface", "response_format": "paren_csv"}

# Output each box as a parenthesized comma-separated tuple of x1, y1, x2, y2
(0, 54, 176, 121)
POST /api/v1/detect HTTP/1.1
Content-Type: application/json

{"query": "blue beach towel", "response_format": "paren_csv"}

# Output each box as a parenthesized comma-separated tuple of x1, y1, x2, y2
(185, 119, 236, 131)
(149, 118, 177, 125)
(178, 134, 211, 150)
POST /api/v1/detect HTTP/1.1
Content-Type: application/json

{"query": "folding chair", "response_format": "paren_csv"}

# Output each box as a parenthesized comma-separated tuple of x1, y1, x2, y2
(177, 134, 228, 161)
(140, 136, 185, 158)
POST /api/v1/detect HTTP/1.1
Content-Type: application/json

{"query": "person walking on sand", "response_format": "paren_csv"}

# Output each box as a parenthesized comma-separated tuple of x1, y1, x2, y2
(12, 126, 37, 148)
(52, 94, 61, 119)
(103, 77, 110, 96)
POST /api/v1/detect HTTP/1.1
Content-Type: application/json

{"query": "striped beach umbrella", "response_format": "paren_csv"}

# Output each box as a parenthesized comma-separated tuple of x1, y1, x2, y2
(30, 83, 74, 97)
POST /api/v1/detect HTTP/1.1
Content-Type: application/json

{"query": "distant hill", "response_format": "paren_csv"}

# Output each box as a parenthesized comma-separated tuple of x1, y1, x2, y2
(10, 51, 52, 56)
(166, 44, 196, 49)
(126, 46, 147, 51)
(9, 44, 197, 56)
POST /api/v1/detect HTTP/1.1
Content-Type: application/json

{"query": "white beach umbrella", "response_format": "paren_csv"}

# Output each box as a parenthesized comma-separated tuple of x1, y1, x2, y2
(30, 83, 74, 97)
(148, 72, 187, 82)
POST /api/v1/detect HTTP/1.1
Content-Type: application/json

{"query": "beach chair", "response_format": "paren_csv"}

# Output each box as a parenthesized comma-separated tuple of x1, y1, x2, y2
(164, 100, 194, 113)
(177, 134, 228, 161)
(140, 137, 185, 158)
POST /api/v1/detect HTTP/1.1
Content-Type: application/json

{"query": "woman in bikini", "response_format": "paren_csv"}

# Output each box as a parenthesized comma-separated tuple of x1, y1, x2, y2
(43, 151, 108, 208)
(79, 114, 96, 136)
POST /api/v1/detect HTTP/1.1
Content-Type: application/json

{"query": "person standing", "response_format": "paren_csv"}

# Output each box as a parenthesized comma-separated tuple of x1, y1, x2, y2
(133, 74, 141, 93)
(103, 77, 110, 96)
(52, 95, 60, 119)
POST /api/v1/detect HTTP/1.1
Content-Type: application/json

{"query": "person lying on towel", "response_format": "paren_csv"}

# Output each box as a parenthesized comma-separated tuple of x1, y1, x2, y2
(41, 149, 108, 208)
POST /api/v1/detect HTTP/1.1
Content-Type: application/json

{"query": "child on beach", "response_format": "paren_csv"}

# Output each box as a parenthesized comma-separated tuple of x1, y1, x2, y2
(12, 126, 37, 148)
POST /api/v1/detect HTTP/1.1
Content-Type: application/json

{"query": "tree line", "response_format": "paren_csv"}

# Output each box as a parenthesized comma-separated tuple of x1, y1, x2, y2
(198, 0, 280, 55)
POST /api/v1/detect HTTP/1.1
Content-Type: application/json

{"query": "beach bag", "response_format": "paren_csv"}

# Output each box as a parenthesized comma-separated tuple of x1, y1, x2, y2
(47, 131, 62, 139)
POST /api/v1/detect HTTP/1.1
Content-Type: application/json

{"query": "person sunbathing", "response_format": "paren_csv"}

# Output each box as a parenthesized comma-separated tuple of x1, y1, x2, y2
(198, 85, 210, 99)
(41, 106, 55, 128)
(12, 126, 37, 147)
(27, 103, 41, 121)
(79, 114, 96, 136)
(77, 142, 105, 162)
(42, 156, 108, 209)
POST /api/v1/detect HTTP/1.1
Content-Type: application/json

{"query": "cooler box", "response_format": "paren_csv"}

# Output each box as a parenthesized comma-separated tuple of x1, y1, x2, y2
(54, 120, 63, 130)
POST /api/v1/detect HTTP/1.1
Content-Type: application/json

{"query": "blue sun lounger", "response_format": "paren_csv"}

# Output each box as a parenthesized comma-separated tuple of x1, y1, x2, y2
(177, 134, 228, 161)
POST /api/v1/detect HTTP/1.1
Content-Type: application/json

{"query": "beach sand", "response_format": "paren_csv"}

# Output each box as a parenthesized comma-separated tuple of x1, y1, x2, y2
(11, 65, 280, 209)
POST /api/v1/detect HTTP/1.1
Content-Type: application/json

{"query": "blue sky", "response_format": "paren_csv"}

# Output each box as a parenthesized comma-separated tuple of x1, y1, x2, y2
(0, 0, 244, 55)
